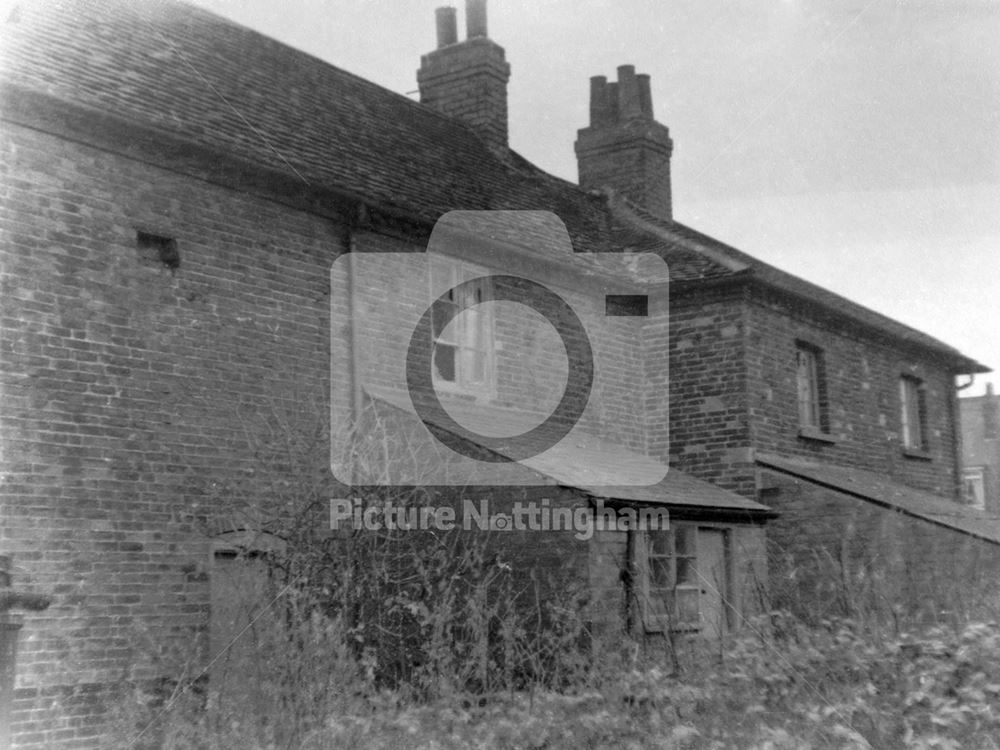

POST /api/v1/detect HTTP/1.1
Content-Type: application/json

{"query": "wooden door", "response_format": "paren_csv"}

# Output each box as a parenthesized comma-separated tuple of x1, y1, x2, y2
(696, 528, 731, 639)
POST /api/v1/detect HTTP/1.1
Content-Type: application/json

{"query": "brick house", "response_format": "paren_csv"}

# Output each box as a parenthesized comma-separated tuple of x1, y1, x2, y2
(569, 51, 998, 620)
(0, 2, 769, 746)
(961, 383, 1000, 512)
(0, 0, 994, 747)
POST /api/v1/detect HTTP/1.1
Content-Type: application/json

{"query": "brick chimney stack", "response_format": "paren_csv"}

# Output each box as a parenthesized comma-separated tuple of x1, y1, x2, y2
(575, 65, 674, 220)
(417, 1, 511, 150)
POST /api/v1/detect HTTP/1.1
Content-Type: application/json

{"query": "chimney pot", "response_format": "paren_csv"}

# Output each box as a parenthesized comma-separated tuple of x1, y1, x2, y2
(637, 73, 653, 118)
(617, 64, 642, 119)
(435, 7, 458, 48)
(466, 0, 488, 38)
(589, 75, 609, 127)
(418, 0, 510, 149)
(575, 65, 674, 219)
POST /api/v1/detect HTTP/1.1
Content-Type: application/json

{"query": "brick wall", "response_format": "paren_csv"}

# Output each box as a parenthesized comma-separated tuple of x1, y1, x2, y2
(1, 121, 682, 747)
(338, 229, 661, 465)
(746, 289, 961, 497)
(666, 282, 964, 503)
(1, 123, 340, 748)
(762, 471, 1000, 622)
(417, 37, 510, 150)
(665, 288, 755, 497)
(574, 66, 674, 220)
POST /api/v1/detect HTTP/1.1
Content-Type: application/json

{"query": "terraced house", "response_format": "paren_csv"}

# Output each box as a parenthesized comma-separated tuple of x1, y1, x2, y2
(0, 1, 994, 747)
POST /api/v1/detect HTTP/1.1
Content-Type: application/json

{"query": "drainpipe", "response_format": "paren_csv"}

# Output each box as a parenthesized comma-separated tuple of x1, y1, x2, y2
(951, 375, 974, 501)
(0, 556, 51, 750)
(344, 206, 368, 487)
(346, 239, 364, 428)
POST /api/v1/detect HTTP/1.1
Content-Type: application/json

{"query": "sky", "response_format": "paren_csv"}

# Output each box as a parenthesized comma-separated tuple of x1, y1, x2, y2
(186, 0, 999, 394)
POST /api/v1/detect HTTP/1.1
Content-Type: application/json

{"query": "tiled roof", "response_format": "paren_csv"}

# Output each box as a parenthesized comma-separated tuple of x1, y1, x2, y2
(367, 386, 770, 513)
(616, 200, 989, 372)
(0, 0, 613, 249)
(757, 452, 1000, 545)
(0, 0, 986, 371)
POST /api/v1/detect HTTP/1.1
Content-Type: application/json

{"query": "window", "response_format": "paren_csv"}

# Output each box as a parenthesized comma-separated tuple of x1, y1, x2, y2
(637, 525, 700, 632)
(900, 375, 929, 452)
(796, 343, 828, 434)
(964, 468, 985, 509)
(430, 260, 494, 395)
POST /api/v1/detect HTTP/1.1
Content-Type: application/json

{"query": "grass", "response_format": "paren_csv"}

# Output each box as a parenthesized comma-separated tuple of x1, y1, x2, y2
(109, 547, 1000, 750)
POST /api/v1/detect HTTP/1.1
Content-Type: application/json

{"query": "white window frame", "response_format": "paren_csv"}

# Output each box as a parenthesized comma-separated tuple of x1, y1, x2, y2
(900, 375, 928, 451)
(429, 259, 495, 398)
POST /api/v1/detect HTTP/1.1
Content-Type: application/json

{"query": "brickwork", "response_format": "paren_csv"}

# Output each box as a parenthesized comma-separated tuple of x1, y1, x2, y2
(1, 123, 339, 747)
(762, 471, 1000, 622)
(664, 281, 965, 502)
(339, 229, 664, 463)
(575, 66, 674, 220)
(664, 289, 755, 496)
(417, 37, 511, 150)
(3, 4, 984, 747)
(661, 279, 983, 622)
(746, 289, 962, 497)
(0, 118, 702, 749)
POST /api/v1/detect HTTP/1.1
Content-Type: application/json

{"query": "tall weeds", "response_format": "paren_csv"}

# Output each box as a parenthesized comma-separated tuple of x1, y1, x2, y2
(109, 392, 1000, 748)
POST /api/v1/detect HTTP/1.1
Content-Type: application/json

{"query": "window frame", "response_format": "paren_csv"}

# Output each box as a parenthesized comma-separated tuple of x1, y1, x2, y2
(636, 524, 702, 634)
(429, 258, 496, 399)
(795, 341, 833, 440)
(899, 375, 930, 454)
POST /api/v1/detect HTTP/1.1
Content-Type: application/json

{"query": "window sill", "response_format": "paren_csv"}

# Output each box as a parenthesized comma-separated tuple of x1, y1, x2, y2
(433, 383, 496, 404)
(797, 427, 839, 444)
(902, 447, 933, 461)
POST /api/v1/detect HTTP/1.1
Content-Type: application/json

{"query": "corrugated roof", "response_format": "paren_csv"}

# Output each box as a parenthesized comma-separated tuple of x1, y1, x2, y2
(0, 0, 986, 372)
(757, 452, 1000, 545)
(367, 386, 770, 513)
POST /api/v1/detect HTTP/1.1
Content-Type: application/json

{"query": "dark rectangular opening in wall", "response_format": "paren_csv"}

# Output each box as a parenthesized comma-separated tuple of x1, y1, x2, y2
(605, 294, 648, 317)
(136, 230, 180, 269)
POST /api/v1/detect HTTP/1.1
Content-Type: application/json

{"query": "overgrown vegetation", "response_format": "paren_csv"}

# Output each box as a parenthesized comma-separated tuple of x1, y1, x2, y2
(112, 605, 1000, 749)
(110, 395, 1000, 748)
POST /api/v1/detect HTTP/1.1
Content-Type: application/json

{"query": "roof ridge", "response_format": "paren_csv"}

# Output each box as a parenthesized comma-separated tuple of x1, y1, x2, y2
(166, 1, 593, 196)
(606, 191, 750, 273)
(606, 195, 987, 369)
